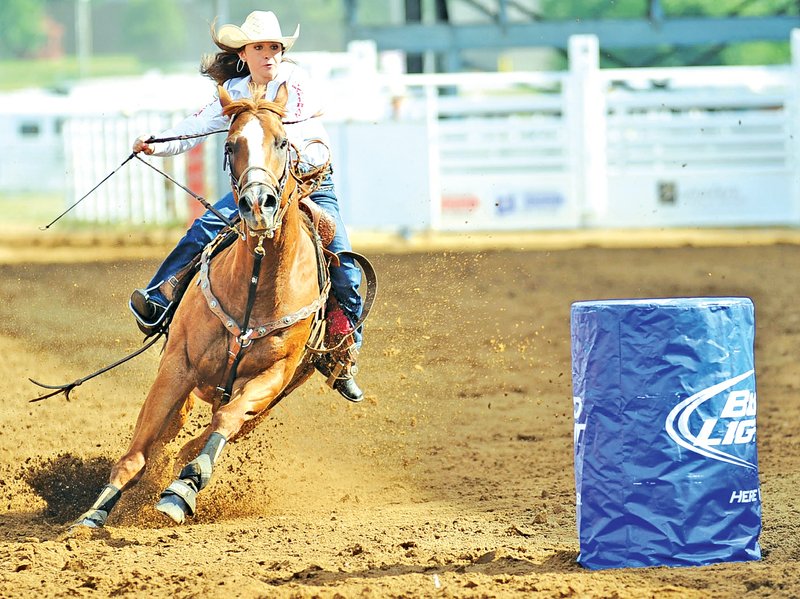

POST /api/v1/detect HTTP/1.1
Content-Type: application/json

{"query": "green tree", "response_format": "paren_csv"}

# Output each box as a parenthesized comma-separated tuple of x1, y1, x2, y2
(0, 0, 46, 58)
(539, 0, 796, 66)
(124, 0, 186, 64)
(662, 0, 799, 17)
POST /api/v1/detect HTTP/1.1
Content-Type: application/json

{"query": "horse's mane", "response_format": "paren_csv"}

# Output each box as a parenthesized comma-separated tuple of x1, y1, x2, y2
(222, 85, 286, 122)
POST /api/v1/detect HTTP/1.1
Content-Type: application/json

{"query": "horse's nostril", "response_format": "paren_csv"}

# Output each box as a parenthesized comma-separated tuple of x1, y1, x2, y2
(263, 193, 278, 210)
(253, 188, 278, 214)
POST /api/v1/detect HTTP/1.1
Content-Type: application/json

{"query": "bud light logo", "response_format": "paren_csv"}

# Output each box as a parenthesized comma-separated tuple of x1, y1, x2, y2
(665, 370, 757, 470)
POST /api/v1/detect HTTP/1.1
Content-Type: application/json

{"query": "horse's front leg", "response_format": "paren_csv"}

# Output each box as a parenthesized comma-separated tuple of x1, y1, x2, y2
(155, 357, 293, 524)
(73, 353, 196, 529)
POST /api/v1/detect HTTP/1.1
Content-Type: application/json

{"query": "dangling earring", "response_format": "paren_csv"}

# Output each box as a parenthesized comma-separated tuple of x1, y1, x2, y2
(236, 58, 245, 73)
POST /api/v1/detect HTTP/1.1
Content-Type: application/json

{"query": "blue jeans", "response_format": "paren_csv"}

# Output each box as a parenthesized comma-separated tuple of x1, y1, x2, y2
(146, 174, 363, 346)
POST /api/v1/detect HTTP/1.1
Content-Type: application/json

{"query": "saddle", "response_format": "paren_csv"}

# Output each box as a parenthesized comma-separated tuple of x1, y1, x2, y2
(157, 205, 337, 308)
(299, 197, 336, 247)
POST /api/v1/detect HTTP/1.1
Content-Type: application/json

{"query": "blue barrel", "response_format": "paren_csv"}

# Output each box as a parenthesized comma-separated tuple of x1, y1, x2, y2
(571, 297, 761, 570)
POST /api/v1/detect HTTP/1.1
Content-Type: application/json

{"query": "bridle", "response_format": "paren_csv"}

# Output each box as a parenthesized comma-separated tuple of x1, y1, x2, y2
(223, 111, 295, 241)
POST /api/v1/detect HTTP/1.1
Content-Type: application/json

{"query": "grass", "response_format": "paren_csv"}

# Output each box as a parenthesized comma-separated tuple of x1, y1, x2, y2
(0, 193, 65, 227)
(0, 55, 147, 91)
(0, 192, 186, 238)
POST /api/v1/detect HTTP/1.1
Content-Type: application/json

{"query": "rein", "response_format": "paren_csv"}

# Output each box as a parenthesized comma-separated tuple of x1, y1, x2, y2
(29, 130, 230, 401)
(29, 332, 165, 402)
(39, 152, 138, 230)
(38, 129, 230, 231)
(135, 155, 236, 230)
(145, 130, 228, 143)
(136, 130, 238, 229)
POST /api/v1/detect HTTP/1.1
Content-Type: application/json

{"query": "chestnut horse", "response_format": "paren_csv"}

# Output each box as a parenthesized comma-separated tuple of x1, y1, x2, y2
(74, 83, 328, 527)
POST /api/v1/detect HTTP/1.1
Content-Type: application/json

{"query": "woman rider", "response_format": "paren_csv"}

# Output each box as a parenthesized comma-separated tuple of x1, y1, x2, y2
(130, 11, 364, 402)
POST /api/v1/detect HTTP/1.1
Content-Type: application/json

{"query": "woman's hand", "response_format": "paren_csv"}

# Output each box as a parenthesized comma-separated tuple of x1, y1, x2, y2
(133, 135, 155, 155)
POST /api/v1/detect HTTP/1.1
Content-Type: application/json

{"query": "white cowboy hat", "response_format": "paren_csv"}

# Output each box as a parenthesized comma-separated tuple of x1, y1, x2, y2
(217, 11, 299, 51)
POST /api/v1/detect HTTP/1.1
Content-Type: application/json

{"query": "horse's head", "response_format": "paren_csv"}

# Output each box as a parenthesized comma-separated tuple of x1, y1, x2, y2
(220, 84, 291, 239)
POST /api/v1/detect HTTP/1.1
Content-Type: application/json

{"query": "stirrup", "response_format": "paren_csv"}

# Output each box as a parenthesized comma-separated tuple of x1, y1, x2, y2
(129, 289, 172, 336)
(316, 343, 363, 403)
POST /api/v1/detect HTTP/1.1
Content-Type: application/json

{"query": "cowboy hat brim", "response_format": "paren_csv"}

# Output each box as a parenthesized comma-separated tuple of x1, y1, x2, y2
(217, 23, 299, 51)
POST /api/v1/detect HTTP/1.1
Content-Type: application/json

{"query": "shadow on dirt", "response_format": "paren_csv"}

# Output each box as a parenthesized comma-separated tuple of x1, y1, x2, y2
(272, 549, 583, 588)
(23, 453, 114, 524)
(0, 512, 65, 543)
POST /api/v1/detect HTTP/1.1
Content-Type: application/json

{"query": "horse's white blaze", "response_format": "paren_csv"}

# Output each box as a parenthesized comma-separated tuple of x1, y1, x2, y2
(241, 118, 266, 182)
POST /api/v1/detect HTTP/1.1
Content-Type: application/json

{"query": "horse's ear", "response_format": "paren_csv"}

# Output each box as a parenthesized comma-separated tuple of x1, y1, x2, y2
(274, 83, 288, 109)
(218, 85, 232, 109)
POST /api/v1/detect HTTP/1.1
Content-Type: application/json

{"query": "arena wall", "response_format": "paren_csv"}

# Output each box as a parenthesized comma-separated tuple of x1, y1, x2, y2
(3, 33, 800, 231)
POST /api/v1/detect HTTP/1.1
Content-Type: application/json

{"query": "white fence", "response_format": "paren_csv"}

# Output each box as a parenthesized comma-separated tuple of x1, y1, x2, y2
(5, 32, 800, 231)
(394, 31, 800, 231)
(65, 112, 192, 224)
(602, 64, 797, 228)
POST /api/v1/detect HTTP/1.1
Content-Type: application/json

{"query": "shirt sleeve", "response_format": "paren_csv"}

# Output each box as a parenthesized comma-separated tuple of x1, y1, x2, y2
(150, 92, 229, 156)
(282, 64, 324, 123)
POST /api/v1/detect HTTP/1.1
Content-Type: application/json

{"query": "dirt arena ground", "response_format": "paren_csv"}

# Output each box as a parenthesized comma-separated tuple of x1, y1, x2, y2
(0, 229, 799, 598)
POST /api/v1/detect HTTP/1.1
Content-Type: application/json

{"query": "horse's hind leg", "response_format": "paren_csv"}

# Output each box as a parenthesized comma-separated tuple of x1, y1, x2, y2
(72, 358, 196, 529)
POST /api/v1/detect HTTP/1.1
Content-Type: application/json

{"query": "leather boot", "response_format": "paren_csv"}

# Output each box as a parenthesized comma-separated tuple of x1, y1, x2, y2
(334, 371, 364, 403)
(315, 339, 364, 403)
(318, 302, 364, 402)
(129, 289, 169, 336)
(129, 228, 237, 338)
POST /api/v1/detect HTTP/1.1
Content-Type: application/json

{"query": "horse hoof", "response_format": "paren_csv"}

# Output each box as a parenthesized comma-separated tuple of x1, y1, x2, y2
(76, 518, 100, 529)
(155, 495, 188, 524)
(70, 509, 107, 530)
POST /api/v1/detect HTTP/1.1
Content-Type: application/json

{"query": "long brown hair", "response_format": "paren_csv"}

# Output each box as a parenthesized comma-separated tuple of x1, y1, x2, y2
(200, 20, 247, 85)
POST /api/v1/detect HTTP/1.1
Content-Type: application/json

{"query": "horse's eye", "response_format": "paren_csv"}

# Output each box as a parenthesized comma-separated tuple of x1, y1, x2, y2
(224, 141, 233, 154)
(278, 137, 288, 150)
